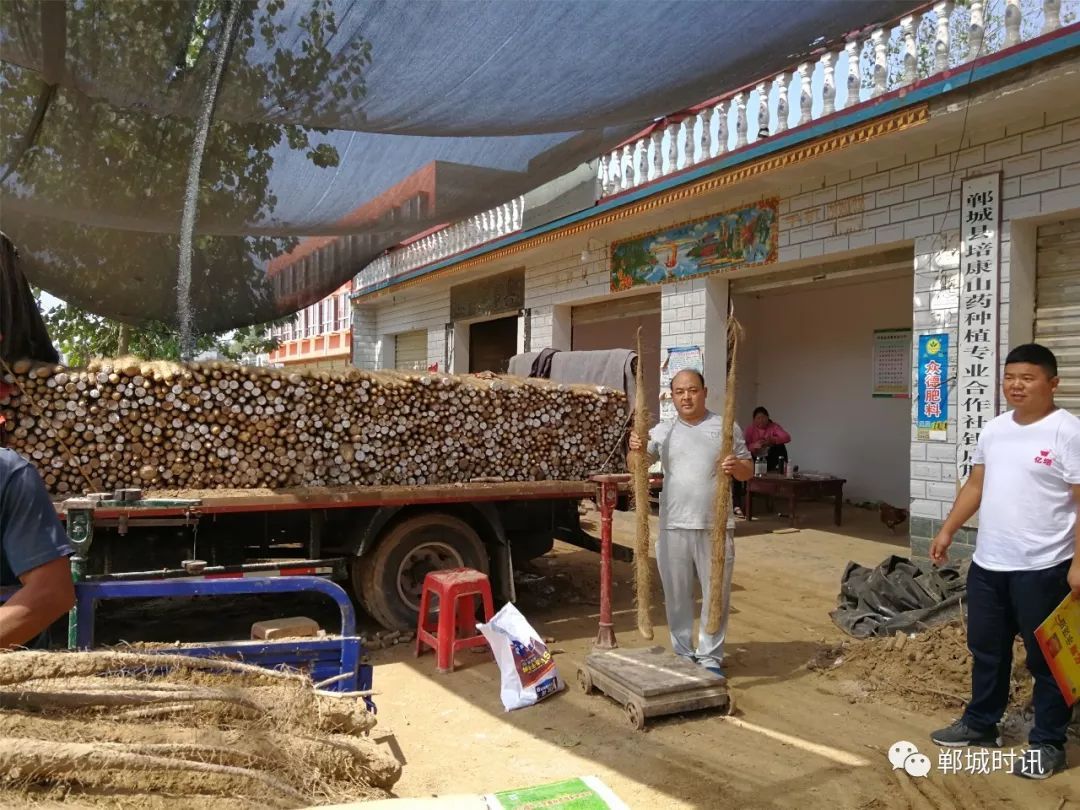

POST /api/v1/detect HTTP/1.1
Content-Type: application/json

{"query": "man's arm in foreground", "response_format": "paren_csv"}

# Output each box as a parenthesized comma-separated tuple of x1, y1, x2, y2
(0, 556, 75, 649)
(929, 464, 985, 565)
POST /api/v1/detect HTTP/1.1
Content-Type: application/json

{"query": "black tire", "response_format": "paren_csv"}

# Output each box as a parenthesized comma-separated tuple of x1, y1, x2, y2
(351, 513, 488, 631)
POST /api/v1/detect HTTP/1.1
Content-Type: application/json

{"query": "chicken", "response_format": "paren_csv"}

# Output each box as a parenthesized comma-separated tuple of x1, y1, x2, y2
(879, 502, 909, 533)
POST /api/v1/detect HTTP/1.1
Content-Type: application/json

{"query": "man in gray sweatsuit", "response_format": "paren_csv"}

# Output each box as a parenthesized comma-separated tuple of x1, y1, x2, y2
(629, 368, 753, 676)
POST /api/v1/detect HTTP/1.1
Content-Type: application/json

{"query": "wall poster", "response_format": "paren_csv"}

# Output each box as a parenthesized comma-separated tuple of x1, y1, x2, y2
(659, 345, 704, 422)
(872, 328, 912, 398)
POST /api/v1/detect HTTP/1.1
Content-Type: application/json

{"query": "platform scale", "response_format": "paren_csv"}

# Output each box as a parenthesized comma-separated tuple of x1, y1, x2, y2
(580, 478, 734, 730)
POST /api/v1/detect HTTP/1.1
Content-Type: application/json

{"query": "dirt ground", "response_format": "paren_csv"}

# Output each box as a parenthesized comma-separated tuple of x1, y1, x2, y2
(360, 503, 1080, 809)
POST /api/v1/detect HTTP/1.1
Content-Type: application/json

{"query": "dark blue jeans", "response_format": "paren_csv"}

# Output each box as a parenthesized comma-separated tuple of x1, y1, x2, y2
(961, 559, 1073, 747)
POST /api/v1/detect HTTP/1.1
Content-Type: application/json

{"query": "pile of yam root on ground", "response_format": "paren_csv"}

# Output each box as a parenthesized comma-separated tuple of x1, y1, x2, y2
(0, 650, 400, 808)
(0, 357, 629, 496)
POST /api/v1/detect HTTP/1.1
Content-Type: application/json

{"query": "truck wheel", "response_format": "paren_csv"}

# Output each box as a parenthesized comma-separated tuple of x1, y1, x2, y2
(352, 513, 488, 631)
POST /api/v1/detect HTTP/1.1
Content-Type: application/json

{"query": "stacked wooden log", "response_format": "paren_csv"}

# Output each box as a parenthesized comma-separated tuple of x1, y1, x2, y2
(0, 358, 628, 496)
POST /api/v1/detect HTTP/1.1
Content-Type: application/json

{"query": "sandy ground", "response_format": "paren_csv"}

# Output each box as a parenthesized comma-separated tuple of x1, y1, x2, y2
(364, 504, 1080, 809)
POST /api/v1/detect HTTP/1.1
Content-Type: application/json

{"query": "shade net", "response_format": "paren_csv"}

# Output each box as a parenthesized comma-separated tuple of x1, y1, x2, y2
(0, 0, 922, 333)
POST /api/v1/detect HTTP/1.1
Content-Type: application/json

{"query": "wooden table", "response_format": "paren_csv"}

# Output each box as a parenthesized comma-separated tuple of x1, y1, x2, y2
(743, 474, 846, 528)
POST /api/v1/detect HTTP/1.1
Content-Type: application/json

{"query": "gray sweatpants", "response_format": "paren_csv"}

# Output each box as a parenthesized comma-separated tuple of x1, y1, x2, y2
(656, 526, 734, 668)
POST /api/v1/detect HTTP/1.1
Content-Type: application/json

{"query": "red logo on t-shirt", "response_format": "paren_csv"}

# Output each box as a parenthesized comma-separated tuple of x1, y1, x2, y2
(1034, 449, 1054, 467)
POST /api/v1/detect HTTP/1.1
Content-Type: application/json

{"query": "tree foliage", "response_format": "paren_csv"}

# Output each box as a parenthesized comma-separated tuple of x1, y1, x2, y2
(35, 292, 284, 367)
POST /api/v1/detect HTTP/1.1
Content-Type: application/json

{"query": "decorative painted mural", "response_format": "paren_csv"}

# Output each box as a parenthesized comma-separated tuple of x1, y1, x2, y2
(609, 199, 779, 291)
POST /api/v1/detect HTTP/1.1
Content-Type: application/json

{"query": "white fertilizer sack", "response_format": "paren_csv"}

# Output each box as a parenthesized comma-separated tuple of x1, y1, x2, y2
(478, 602, 565, 711)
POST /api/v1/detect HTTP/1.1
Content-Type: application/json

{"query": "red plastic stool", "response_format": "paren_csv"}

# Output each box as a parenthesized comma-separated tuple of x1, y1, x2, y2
(415, 568, 495, 673)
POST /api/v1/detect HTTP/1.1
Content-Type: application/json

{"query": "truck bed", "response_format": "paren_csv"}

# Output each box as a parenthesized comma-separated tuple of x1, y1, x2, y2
(56, 479, 606, 518)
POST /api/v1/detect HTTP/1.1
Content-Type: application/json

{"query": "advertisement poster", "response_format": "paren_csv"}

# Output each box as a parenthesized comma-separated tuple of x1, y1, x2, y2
(916, 333, 949, 442)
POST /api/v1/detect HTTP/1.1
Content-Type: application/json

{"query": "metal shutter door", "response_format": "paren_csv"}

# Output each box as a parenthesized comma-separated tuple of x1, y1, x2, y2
(394, 330, 427, 372)
(1036, 218, 1080, 414)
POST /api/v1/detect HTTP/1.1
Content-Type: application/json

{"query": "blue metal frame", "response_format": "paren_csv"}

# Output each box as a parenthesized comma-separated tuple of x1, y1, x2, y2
(357, 26, 1080, 298)
(2, 576, 374, 711)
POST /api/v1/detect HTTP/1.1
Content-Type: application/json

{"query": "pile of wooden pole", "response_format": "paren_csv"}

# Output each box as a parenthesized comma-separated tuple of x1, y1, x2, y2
(0, 358, 628, 496)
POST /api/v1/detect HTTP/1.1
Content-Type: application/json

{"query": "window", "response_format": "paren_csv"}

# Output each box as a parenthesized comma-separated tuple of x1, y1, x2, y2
(322, 296, 335, 333)
(337, 293, 350, 331)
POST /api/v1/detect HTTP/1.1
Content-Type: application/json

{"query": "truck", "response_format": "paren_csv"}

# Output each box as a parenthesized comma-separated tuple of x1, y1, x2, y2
(55, 477, 628, 631)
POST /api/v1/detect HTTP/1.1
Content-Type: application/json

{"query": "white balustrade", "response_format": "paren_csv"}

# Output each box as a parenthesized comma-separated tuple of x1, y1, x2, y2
(354, 0, 1071, 289)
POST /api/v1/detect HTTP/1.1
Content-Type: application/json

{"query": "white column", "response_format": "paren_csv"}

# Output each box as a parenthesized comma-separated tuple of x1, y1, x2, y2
(1043, 0, 1061, 34)
(756, 81, 770, 137)
(797, 63, 812, 125)
(901, 16, 917, 85)
(821, 52, 836, 115)
(774, 73, 789, 133)
(969, 1, 985, 60)
(845, 38, 862, 108)
(871, 29, 888, 97)
(734, 91, 748, 147)
(934, 2, 953, 73)
(1004, 0, 1022, 47)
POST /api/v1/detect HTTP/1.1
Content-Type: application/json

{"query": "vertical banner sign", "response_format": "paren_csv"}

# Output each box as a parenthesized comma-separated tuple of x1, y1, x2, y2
(956, 174, 1000, 482)
(917, 334, 949, 441)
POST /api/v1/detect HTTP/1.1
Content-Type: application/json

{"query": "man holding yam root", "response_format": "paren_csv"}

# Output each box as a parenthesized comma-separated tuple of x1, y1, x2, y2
(629, 368, 753, 676)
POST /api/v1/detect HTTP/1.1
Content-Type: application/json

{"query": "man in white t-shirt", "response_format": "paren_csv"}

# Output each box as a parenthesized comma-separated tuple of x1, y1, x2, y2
(929, 343, 1080, 779)
(628, 369, 753, 676)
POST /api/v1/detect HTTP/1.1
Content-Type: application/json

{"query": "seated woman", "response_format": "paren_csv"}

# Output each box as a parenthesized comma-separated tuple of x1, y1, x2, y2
(745, 406, 791, 472)
(733, 407, 792, 515)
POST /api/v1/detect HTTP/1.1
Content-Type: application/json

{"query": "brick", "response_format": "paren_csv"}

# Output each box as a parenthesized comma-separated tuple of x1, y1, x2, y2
(1022, 123, 1063, 153)
(837, 213, 864, 234)
(1062, 162, 1080, 189)
(813, 221, 836, 240)
(790, 191, 815, 211)
(849, 229, 877, 250)
(955, 145, 985, 170)
(1003, 152, 1041, 177)
(929, 289, 959, 310)
(251, 616, 321, 640)
(778, 245, 801, 262)
(919, 155, 952, 179)
(941, 211, 960, 231)
(934, 174, 961, 196)
(1021, 168, 1060, 196)
(864, 207, 891, 228)
(926, 481, 959, 501)
(779, 198, 791, 215)
(790, 224, 814, 244)
(910, 443, 927, 461)
(825, 169, 850, 188)
(891, 201, 921, 223)
(910, 499, 942, 519)
(1002, 177, 1020, 199)
(904, 178, 936, 201)
(876, 186, 905, 207)
(910, 479, 927, 499)
(890, 164, 920, 187)
(813, 186, 838, 205)
(940, 464, 957, 483)
(926, 443, 954, 463)
(919, 194, 950, 217)
(863, 171, 891, 192)
(1064, 117, 1080, 144)
(985, 135, 1022, 162)
(800, 240, 824, 258)
(1004, 194, 1044, 221)
(823, 235, 850, 255)
(1043, 141, 1080, 169)
(905, 217, 936, 239)
(966, 161, 1002, 179)
(876, 223, 906, 245)
(837, 179, 863, 199)
(1042, 186, 1080, 212)
(777, 230, 790, 247)
(913, 461, 942, 482)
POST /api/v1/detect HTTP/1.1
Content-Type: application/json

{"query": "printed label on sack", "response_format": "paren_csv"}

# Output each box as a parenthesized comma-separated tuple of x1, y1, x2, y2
(511, 637, 555, 688)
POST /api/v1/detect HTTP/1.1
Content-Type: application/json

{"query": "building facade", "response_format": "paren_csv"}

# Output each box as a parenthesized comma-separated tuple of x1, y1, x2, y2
(349, 6, 1080, 560)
